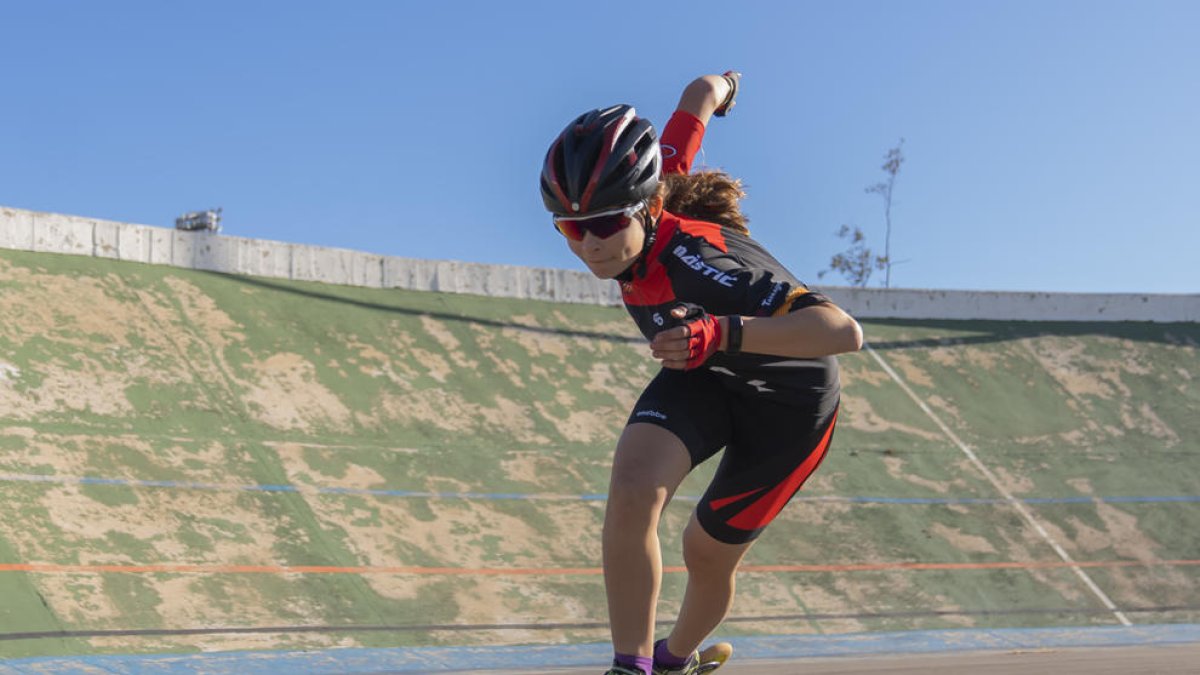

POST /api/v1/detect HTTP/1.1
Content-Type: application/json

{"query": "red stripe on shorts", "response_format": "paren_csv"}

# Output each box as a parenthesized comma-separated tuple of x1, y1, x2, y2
(725, 409, 838, 531)
(708, 486, 766, 511)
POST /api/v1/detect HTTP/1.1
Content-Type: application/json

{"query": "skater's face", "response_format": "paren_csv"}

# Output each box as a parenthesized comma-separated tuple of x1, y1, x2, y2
(560, 199, 658, 279)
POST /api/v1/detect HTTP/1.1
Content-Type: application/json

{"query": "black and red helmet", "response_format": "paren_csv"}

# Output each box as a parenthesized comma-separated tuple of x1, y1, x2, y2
(540, 104, 661, 217)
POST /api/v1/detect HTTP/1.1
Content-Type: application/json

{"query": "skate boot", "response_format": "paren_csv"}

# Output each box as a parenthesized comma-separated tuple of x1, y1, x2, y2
(653, 641, 733, 674)
(604, 664, 647, 675)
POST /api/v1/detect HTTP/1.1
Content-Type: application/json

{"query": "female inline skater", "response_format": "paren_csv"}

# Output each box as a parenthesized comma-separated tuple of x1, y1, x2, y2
(539, 73, 863, 675)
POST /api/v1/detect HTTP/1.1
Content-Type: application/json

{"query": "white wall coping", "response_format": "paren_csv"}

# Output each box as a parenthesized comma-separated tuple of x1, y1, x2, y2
(2, 205, 1196, 323)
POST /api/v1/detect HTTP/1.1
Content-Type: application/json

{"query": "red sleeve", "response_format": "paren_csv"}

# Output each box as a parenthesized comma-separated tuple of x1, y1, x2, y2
(660, 110, 706, 175)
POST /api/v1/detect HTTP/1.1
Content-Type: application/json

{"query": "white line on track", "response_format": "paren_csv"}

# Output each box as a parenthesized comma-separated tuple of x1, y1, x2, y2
(864, 343, 1132, 626)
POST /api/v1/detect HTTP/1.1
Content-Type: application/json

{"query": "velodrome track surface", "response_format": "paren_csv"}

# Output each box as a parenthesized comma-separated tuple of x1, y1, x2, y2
(476, 645, 1200, 675)
(0, 247, 1197, 670)
(7, 627, 1200, 673)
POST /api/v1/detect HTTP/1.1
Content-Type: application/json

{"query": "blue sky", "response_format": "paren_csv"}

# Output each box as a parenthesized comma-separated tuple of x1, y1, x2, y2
(2, 1, 1196, 294)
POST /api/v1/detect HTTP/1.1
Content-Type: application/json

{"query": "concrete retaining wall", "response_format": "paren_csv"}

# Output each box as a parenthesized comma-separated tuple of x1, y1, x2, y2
(2, 205, 1197, 322)
(0, 206, 619, 306)
(820, 286, 1199, 323)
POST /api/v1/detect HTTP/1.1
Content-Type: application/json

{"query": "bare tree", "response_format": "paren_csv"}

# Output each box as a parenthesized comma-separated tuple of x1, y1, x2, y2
(818, 224, 888, 287)
(865, 139, 904, 288)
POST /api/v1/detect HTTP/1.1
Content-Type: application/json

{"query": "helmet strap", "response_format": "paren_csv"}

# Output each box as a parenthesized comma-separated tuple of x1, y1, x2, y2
(614, 203, 658, 283)
(632, 203, 659, 279)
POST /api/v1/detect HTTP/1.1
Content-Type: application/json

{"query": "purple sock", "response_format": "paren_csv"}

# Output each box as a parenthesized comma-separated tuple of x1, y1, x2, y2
(654, 639, 690, 668)
(614, 652, 654, 674)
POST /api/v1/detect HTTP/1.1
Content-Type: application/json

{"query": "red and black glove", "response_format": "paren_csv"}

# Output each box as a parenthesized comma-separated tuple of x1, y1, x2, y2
(666, 304, 723, 370)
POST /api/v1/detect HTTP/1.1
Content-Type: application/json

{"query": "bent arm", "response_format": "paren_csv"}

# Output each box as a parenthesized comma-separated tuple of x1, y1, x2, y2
(725, 303, 863, 358)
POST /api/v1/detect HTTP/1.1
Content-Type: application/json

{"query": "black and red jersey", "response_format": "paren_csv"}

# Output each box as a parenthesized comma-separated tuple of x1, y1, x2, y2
(617, 111, 840, 406)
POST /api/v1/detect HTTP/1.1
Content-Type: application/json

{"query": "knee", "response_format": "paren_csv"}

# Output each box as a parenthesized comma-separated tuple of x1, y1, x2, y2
(606, 464, 670, 523)
(604, 426, 690, 524)
(681, 526, 723, 574)
(682, 520, 744, 578)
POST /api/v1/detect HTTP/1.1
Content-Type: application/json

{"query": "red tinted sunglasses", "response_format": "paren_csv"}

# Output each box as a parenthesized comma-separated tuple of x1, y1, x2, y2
(553, 202, 644, 241)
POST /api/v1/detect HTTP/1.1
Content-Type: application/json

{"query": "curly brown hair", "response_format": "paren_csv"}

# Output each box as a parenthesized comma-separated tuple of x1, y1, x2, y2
(658, 170, 749, 234)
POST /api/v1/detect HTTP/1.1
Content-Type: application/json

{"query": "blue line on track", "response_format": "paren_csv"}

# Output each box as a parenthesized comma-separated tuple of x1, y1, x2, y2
(2, 624, 1198, 673)
(2, 472, 1199, 506)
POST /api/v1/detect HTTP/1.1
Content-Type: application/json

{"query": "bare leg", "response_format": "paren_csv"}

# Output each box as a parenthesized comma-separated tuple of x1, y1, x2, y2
(603, 423, 692, 658)
(665, 513, 754, 658)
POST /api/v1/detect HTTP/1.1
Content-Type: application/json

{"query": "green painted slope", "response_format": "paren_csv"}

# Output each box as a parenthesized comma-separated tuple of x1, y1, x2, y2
(1, 249, 1197, 657)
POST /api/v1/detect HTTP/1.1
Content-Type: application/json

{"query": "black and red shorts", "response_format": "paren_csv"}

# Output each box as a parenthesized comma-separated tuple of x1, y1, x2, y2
(626, 368, 838, 545)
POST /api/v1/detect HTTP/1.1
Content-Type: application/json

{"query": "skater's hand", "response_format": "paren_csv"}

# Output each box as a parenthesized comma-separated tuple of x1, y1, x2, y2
(650, 304, 724, 370)
(713, 71, 740, 117)
(675, 72, 741, 125)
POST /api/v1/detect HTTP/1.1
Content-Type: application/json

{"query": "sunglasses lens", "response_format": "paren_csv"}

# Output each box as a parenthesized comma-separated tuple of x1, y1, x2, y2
(586, 213, 632, 238)
(554, 219, 586, 241)
(554, 213, 633, 241)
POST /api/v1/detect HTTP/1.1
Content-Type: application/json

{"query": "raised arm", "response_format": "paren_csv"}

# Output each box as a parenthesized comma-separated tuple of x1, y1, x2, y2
(661, 72, 741, 175)
(674, 72, 740, 127)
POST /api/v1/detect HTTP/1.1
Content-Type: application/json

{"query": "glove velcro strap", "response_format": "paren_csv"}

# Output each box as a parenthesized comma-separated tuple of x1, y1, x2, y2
(684, 314, 723, 370)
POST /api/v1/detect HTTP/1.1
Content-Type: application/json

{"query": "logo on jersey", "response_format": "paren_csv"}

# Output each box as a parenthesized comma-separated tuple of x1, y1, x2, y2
(672, 246, 736, 287)
(635, 409, 668, 420)
(652, 312, 664, 326)
(761, 282, 785, 309)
